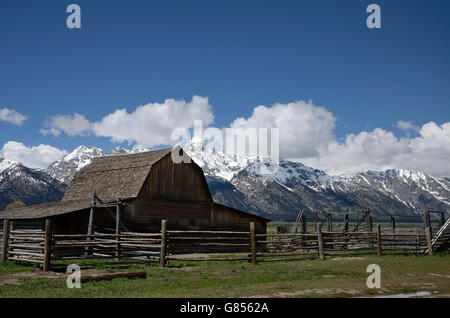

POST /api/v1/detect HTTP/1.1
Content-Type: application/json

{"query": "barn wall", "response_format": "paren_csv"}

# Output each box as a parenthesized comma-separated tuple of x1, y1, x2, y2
(138, 155, 211, 202)
(126, 200, 211, 232)
(211, 204, 267, 234)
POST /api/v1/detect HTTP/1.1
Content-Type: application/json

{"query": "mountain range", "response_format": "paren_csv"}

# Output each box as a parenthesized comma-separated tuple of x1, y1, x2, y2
(1, 143, 449, 221)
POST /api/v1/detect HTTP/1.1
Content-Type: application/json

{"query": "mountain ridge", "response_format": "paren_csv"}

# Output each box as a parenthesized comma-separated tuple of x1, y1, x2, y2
(1, 143, 449, 220)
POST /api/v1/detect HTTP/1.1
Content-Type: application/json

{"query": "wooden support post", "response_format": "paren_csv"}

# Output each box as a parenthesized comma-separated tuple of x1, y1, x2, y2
(377, 224, 382, 257)
(1, 220, 10, 262)
(86, 194, 96, 257)
(317, 223, 325, 260)
(391, 215, 396, 249)
(425, 226, 433, 256)
(365, 211, 373, 232)
(343, 213, 349, 233)
(116, 198, 121, 260)
(43, 218, 52, 271)
(326, 214, 332, 232)
(314, 212, 318, 229)
(301, 215, 307, 246)
(160, 220, 167, 267)
(250, 222, 256, 265)
(423, 212, 432, 237)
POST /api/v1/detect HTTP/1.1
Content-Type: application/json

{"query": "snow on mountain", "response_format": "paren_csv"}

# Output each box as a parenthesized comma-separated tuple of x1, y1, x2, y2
(45, 146, 105, 184)
(184, 140, 258, 181)
(326, 169, 450, 213)
(109, 145, 149, 156)
(46, 145, 150, 184)
(109, 146, 129, 156)
(0, 160, 66, 210)
(0, 154, 19, 175)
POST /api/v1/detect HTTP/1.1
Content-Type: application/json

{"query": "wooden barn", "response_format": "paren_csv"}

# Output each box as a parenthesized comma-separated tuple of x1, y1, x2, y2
(0, 147, 269, 236)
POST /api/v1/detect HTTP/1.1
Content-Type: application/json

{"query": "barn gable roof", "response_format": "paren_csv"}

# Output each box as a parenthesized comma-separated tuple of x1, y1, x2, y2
(62, 147, 173, 203)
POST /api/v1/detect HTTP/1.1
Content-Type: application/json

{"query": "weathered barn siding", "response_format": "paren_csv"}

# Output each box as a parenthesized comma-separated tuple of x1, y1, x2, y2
(211, 204, 267, 233)
(138, 154, 211, 202)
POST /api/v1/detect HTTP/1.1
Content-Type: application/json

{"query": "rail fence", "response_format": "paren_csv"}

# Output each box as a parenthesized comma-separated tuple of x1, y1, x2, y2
(0, 219, 442, 271)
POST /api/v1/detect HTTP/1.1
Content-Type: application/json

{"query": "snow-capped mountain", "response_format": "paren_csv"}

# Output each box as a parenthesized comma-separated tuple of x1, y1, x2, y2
(182, 142, 450, 219)
(323, 169, 450, 216)
(183, 141, 259, 181)
(45, 146, 106, 184)
(2, 142, 449, 220)
(109, 145, 149, 156)
(0, 155, 66, 210)
(45, 145, 150, 184)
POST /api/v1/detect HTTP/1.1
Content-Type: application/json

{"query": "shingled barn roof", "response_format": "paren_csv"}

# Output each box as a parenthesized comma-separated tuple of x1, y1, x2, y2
(1, 147, 173, 220)
(62, 147, 172, 203)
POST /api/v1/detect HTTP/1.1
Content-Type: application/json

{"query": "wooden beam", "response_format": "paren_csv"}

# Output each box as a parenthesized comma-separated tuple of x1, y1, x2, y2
(43, 218, 52, 271)
(116, 198, 121, 260)
(377, 224, 382, 257)
(250, 222, 256, 265)
(81, 271, 146, 283)
(317, 223, 325, 260)
(86, 193, 96, 257)
(425, 226, 433, 256)
(326, 214, 333, 232)
(160, 220, 167, 267)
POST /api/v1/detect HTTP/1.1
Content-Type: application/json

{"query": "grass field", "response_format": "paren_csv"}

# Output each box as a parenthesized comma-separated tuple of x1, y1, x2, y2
(0, 253, 448, 298)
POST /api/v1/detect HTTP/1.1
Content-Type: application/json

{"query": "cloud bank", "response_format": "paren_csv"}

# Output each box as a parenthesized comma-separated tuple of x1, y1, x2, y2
(225, 100, 450, 176)
(0, 141, 68, 169)
(26, 96, 450, 177)
(40, 96, 214, 147)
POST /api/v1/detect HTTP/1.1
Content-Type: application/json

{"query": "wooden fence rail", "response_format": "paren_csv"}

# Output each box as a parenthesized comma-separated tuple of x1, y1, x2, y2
(0, 219, 441, 270)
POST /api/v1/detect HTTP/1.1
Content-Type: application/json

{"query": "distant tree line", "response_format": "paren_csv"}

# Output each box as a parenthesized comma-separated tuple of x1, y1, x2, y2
(1, 201, 26, 211)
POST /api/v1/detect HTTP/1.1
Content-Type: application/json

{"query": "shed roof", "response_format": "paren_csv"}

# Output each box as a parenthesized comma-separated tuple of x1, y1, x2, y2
(0, 200, 90, 220)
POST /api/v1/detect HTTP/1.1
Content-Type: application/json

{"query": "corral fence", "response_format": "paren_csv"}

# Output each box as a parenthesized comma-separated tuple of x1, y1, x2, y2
(0, 219, 442, 271)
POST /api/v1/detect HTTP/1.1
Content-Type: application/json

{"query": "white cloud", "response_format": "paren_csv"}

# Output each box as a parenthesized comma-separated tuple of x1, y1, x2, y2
(37, 96, 450, 177)
(40, 113, 92, 137)
(230, 100, 336, 158)
(302, 122, 450, 176)
(0, 141, 68, 169)
(42, 96, 214, 148)
(397, 120, 415, 131)
(0, 108, 27, 126)
(227, 100, 450, 177)
(93, 95, 214, 147)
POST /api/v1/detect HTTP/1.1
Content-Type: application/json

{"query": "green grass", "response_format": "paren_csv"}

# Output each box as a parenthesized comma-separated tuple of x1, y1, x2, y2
(0, 253, 448, 298)
(0, 260, 38, 276)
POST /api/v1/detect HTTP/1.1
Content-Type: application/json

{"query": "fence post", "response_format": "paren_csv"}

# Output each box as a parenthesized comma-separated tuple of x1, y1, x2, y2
(250, 222, 256, 265)
(43, 218, 52, 271)
(1, 220, 10, 262)
(301, 215, 307, 246)
(115, 198, 121, 260)
(327, 214, 333, 232)
(377, 224, 382, 257)
(317, 224, 325, 260)
(343, 213, 349, 233)
(160, 219, 167, 267)
(425, 226, 433, 256)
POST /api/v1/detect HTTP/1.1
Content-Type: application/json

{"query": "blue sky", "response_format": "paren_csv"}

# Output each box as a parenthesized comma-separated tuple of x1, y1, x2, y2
(0, 0, 449, 175)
